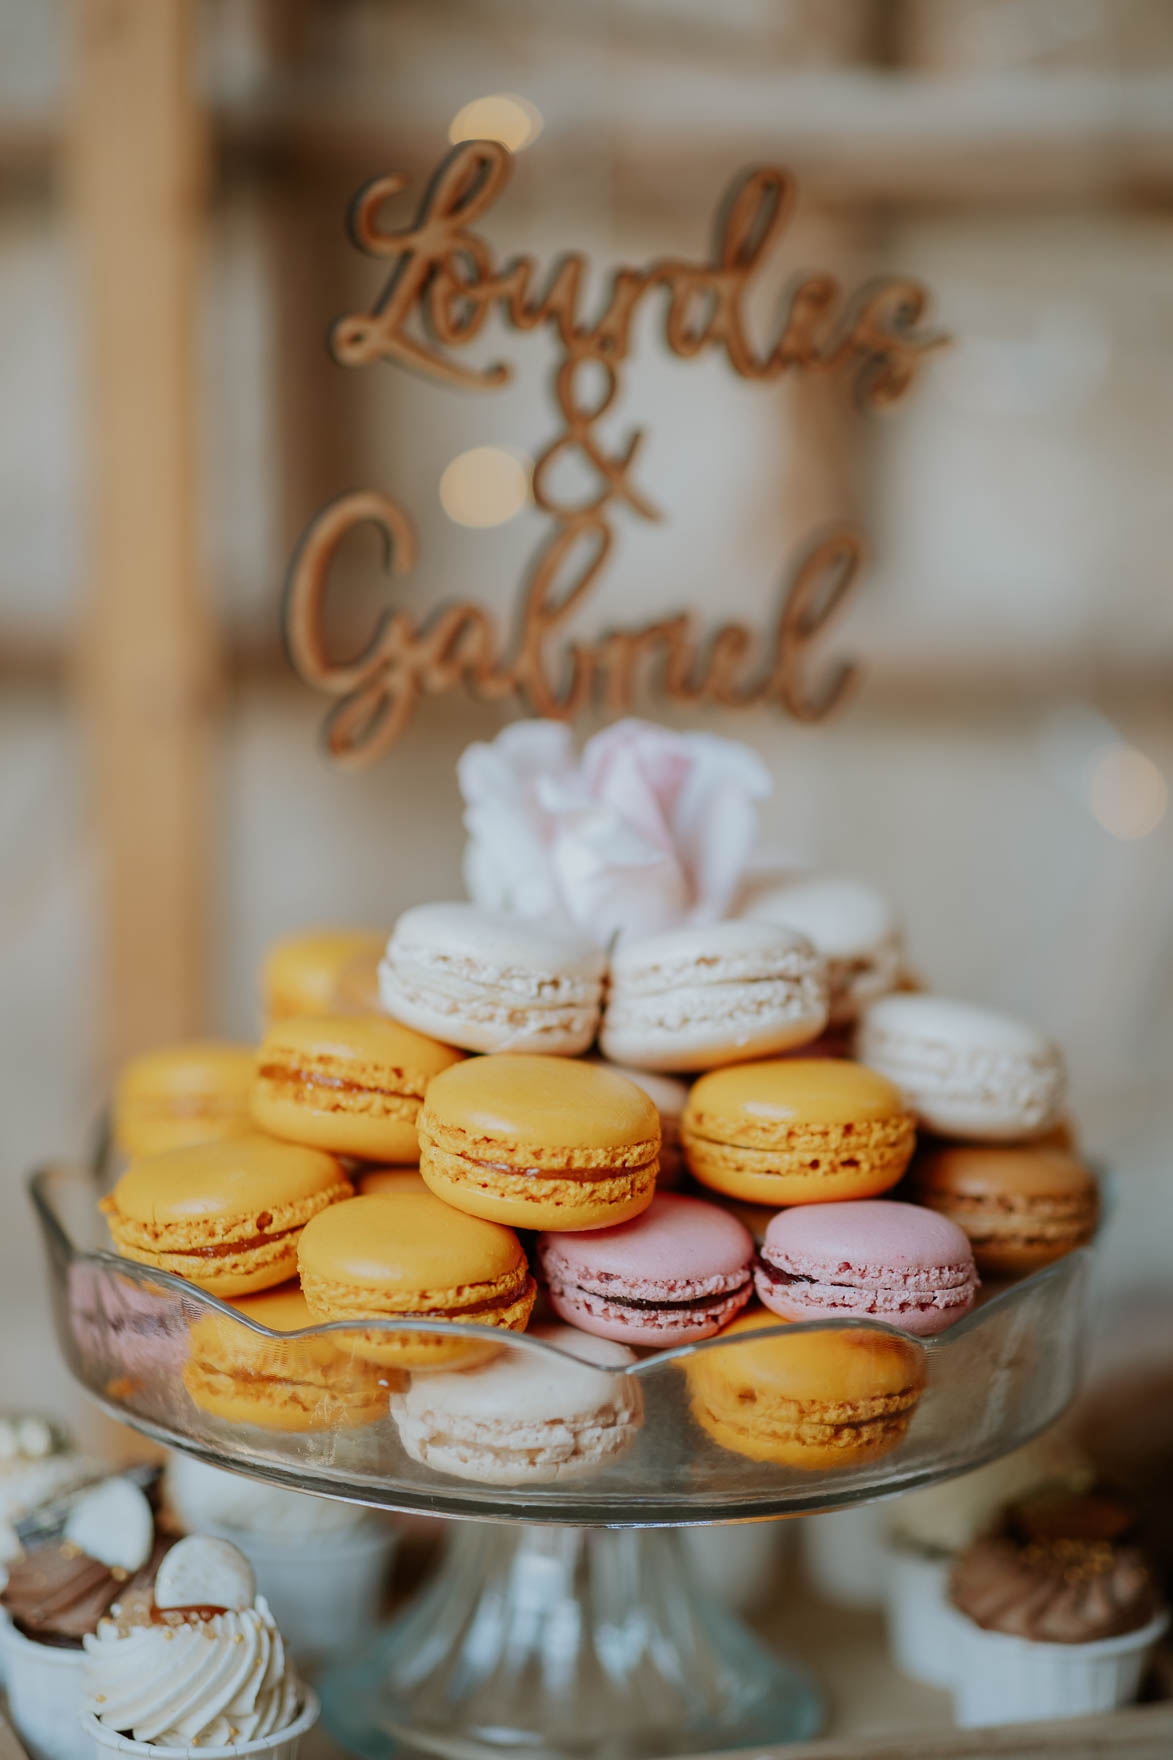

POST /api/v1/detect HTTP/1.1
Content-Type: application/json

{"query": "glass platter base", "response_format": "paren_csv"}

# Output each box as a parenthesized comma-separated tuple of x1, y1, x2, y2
(30, 1159, 1097, 1755)
(320, 1523, 822, 1759)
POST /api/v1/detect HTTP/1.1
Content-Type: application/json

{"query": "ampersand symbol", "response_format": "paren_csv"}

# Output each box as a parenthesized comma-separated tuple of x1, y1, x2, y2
(531, 357, 661, 525)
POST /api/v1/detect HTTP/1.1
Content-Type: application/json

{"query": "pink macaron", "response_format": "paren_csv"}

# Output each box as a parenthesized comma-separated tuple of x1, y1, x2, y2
(754, 1199, 979, 1337)
(537, 1193, 755, 1348)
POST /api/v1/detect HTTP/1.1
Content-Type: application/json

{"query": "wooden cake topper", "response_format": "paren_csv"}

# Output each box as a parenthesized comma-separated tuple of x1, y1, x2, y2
(284, 139, 947, 763)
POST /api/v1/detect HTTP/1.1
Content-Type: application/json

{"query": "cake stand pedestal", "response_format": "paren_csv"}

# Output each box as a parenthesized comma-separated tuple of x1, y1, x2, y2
(321, 1522, 821, 1759)
(31, 1160, 1096, 1759)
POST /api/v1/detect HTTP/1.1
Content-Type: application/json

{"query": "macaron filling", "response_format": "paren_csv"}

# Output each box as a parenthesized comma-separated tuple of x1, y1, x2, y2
(696, 1390, 919, 1457)
(465, 1154, 661, 1184)
(538, 1194, 757, 1344)
(184, 1228, 301, 1259)
(183, 1361, 387, 1431)
(544, 1261, 752, 1321)
(395, 1284, 535, 1322)
(104, 1191, 350, 1260)
(754, 1251, 977, 1324)
(607, 981, 824, 1035)
(858, 999, 1068, 1139)
(685, 1115, 913, 1162)
(256, 1057, 422, 1112)
(299, 1264, 536, 1326)
(934, 1200, 1095, 1251)
(390, 1325, 642, 1485)
(875, 1045, 1063, 1116)
(378, 908, 606, 1054)
(384, 974, 600, 1045)
(385, 951, 601, 1006)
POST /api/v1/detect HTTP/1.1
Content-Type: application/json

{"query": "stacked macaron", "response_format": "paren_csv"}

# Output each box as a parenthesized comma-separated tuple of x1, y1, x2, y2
(379, 904, 606, 1056)
(741, 872, 906, 1031)
(93, 791, 1095, 1491)
(855, 992, 1097, 1281)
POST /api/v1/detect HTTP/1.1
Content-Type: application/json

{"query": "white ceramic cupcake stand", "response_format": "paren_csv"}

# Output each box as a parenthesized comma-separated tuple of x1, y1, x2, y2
(31, 1161, 1095, 1759)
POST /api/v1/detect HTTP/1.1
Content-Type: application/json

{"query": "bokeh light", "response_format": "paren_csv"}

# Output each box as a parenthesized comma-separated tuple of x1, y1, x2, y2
(439, 446, 531, 527)
(448, 94, 543, 154)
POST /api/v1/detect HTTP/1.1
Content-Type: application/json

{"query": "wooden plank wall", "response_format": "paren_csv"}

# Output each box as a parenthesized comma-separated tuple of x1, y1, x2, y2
(33, 0, 1173, 1072)
(70, 0, 217, 1071)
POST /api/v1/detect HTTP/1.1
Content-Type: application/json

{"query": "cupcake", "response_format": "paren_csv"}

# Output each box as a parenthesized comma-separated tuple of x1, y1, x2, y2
(881, 1427, 1093, 1686)
(163, 1453, 395, 1670)
(81, 1534, 318, 1759)
(949, 1491, 1168, 1726)
(0, 1415, 101, 1566)
(0, 1479, 168, 1760)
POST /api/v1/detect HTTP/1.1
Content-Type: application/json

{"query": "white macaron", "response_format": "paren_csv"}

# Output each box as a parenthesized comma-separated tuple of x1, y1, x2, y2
(390, 1324, 641, 1486)
(742, 873, 903, 1024)
(856, 994, 1066, 1141)
(154, 1534, 256, 1611)
(601, 919, 828, 1073)
(63, 1479, 154, 1574)
(378, 903, 605, 1056)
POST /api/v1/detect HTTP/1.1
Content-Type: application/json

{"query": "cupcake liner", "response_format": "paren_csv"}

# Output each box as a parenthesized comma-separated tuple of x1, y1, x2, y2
(0, 1619, 89, 1760)
(952, 1609, 1168, 1728)
(883, 1545, 965, 1687)
(82, 1691, 319, 1760)
(199, 1523, 395, 1667)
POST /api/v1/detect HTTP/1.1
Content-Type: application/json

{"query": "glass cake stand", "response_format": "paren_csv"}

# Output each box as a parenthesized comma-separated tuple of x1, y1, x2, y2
(31, 1160, 1095, 1759)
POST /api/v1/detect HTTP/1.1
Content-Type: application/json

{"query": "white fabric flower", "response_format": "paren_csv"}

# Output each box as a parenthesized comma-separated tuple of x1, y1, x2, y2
(458, 718, 772, 946)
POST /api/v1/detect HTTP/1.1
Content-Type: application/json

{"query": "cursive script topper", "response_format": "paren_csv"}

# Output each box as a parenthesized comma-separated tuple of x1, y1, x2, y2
(283, 139, 947, 763)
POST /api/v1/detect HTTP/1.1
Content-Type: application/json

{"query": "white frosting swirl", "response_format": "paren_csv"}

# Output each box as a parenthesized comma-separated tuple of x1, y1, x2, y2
(84, 1596, 302, 1747)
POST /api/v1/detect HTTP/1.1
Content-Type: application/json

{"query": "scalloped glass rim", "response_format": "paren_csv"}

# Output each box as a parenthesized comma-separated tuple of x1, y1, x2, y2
(28, 1164, 1095, 1366)
(30, 1161, 1096, 1526)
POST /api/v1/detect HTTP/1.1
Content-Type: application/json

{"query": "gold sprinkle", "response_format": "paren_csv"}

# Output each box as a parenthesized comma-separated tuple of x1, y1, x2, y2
(233, 1633, 244, 1645)
(61, 1542, 81, 1559)
(95, 1697, 106, 1706)
(111, 1567, 128, 1583)
(163, 1629, 174, 1641)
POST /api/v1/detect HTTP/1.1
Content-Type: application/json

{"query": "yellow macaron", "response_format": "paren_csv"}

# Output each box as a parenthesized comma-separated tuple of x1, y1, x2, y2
(418, 1055, 661, 1231)
(101, 1132, 353, 1297)
(298, 1191, 535, 1367)
(687, 1310, 925, 1468)
(356, 1167, 429, 1197)
(113, 1042, 257, 1158)
(682, 1059, 916, 1205)
(251, 1014, 464, 1162)
(332, 946, 383, 1016)
(262, 929, 387, 1024)
(183, 1284, 392, 1430)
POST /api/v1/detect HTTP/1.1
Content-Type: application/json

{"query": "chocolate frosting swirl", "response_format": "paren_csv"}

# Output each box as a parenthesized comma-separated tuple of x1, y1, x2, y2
(951, 1532, 1160, 1643)
(2, 1536, 169, 1647)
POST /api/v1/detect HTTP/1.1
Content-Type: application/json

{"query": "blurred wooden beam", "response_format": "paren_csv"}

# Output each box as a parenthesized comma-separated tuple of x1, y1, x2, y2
(771, 3, 876, 577)
(253, 1, 370, 566)
(7, 71, 1173, 211)
(211, 70, 1173, 213)
(70, 0, 217, 1073)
